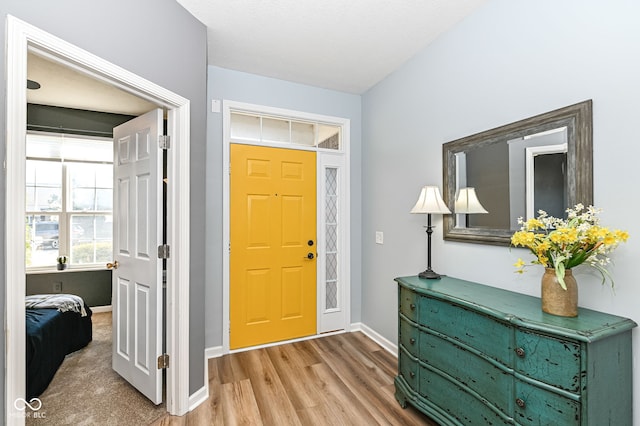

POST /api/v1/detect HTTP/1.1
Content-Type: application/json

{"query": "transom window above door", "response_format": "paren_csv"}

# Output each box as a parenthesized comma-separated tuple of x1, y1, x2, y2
(26, 132, 113, 270)
(230, 111, 341, 150)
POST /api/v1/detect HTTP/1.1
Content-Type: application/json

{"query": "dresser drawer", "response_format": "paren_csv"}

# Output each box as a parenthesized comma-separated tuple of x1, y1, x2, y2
(514, 379, 580, 425)
(419, 365, 511, 425)
(398, 349, 419, 390)
(420, 331, 513, 416)
(399, 286, 419, 322)
(514, 329, 581, 392)
(420, 297, 512, 365)
(399, 317, 419, 357)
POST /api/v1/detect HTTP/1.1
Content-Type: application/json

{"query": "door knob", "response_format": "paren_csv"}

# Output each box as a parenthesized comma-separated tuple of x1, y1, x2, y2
(106, 260, 119, 270)
(306, 253, 315, 260)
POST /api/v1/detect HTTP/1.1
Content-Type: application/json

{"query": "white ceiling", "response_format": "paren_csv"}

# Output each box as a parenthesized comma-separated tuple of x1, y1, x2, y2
(177, 0, 488, 94)
(26, 0, 488, 115)
(27, 52, 157, 116)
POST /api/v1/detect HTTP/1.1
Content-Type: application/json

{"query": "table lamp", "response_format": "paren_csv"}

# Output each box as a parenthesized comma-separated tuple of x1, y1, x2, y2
(410, 186, 451, 279)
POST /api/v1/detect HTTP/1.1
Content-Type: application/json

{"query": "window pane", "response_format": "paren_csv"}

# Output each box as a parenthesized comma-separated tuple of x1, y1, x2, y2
(72, 188, 96, 211)
(230, 113, 261, 141)
(71, 215, 113, 264)
(70, 163, 113, 212)
(96, 189, 113, 211)
(318, 124, 341, 150)
(262, 117, 290, 143)
(95, 166, 113, 188)
(26, 215, 59, 267)
(27, 133, 112, 162)
(26, 160, 62, 211)
(291, 121, 315, 146)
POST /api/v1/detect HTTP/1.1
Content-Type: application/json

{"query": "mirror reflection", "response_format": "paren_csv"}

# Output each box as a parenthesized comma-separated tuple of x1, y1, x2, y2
(442, 100, 592, 246)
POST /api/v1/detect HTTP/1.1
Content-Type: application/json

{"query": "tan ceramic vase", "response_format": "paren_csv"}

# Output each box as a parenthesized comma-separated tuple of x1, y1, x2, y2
(541, 268, 578, 317)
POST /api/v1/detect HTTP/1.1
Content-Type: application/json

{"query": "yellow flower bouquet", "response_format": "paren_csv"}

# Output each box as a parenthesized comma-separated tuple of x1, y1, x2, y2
(511, 204, 629, 289)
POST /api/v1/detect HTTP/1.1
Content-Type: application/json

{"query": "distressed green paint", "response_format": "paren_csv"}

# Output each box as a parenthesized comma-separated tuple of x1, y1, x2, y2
(395, 275, 636, 426)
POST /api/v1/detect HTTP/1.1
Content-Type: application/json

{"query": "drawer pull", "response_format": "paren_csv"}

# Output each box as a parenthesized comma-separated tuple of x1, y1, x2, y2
(409, 338, 416, 345)
(515, 398, 526, 408)
(409, 371, 416, 378)
(410, 303, 416, 311)
(515, 347, 525, 357)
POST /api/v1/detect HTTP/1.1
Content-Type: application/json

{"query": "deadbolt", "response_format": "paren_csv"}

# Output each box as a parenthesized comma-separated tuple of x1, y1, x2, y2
(308, 240, 314, 246)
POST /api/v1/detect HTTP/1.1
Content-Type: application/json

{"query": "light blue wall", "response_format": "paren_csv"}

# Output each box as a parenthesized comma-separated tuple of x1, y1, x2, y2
(205, 66, 362, 348)
(362, 0, 640, 422)
(0, 0, 208, 412)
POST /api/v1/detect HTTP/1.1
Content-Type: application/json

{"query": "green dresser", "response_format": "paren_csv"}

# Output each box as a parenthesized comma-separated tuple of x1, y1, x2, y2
(394, 275, 637, 425)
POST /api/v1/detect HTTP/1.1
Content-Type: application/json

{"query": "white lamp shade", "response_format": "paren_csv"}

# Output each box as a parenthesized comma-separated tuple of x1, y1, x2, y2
(410, 186, 451, 214)
(454, 187, 488, 214)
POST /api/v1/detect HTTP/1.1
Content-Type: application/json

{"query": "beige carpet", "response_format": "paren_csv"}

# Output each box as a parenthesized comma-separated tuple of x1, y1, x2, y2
(26, 311, 167, 425)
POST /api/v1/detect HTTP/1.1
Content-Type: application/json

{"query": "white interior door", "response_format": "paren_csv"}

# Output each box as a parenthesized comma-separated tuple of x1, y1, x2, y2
(111, 108, 163, 404)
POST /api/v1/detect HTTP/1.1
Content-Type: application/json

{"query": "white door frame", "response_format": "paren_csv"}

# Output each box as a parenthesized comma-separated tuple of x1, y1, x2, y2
(222, 100, 351, 353)
(5, 15, 191, 423)
(525, 143, 567, 220)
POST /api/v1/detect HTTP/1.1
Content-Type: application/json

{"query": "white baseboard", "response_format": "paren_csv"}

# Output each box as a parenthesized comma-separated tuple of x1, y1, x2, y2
(205, 325, 397, 360)
(90, 305, 112, 313)
(351, 322, 398, 357)
(188, 384, 208, 411)
(205, 345, 224, 359)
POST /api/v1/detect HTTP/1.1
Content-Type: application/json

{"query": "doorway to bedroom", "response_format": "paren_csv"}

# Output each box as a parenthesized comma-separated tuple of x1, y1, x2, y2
(23, 55, 166, 421)
(6, 15, 192, 423)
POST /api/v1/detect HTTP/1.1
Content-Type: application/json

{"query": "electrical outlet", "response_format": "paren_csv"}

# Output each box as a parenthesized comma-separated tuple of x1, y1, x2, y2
(53, 282, 62, 293)
(375, 231, 384, 244)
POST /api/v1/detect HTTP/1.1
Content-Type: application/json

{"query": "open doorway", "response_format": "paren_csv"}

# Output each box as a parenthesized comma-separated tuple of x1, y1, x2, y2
(6, 15, 192, 423)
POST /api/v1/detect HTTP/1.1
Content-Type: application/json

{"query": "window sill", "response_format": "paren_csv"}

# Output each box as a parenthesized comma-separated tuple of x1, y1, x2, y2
(26, 265, 110, 275)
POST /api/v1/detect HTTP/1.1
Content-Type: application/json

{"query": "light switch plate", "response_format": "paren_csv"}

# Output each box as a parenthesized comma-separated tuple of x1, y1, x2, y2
(375, 231, 384, 244)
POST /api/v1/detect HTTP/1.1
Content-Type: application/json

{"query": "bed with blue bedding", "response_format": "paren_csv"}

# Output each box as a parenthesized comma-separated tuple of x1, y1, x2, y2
(25, 294, 93, 399)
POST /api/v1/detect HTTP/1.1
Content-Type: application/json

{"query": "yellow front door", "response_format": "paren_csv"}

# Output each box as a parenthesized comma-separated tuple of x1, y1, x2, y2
(230, 144, 317, 349)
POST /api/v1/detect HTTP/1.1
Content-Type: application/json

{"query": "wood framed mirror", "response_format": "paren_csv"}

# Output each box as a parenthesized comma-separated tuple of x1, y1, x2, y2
(442, 100, 593, 246)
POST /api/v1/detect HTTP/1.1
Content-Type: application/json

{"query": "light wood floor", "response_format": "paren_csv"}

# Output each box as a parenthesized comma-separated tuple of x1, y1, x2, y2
(153, 332, 436, 425)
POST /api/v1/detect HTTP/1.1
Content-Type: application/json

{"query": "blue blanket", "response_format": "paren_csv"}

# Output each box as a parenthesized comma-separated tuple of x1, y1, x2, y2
(26, 299, 92, 399)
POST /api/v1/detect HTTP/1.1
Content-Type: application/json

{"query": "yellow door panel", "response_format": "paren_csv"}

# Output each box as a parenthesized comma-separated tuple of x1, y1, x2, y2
(230, 144, 316, 349)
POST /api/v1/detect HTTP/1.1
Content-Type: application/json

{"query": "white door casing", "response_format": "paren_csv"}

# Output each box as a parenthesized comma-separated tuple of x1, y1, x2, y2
(222, 101, 351, 353)
(112, 109, 164, 404)
(5, 16, 192, 424)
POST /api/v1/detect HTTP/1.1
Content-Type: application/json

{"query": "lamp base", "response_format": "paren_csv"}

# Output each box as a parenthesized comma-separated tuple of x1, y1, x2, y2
(418, 269, 444, 280)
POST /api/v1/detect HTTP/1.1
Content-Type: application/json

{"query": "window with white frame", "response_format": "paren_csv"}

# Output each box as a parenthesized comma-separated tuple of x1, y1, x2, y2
(26, 133, 113, 269)
(230, 111, 342, 149)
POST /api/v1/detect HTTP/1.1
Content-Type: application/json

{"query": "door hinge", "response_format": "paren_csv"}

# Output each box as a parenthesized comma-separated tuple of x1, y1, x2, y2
(158, 244, 170, 259)
(159, 135, 170, 150)
(157, 353, 169, 369)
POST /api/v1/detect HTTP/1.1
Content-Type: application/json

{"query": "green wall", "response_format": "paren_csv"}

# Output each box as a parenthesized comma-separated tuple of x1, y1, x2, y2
(26, 270, 112, 307)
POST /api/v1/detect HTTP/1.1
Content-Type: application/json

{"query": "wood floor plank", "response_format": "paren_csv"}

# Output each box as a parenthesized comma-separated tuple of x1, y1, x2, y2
(237, 349, 302, 426)
(220, 379, 263, 426)
(216, 351, 250, 385)
(156, 332, 437, 425)
(309, 361, 382, 425)
(200, 356, 225, 424)
(288, 339, 322, 366)
(265, 344, 323, 410)
(309, 334, 426, 425)
(295, 403, 343, 425)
